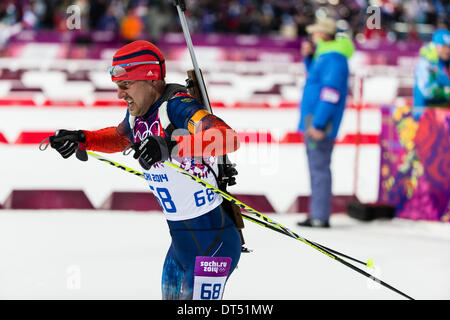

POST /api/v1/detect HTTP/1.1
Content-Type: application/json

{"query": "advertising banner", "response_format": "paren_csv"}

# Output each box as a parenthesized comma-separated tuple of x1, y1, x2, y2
(378, 105, 450, 222)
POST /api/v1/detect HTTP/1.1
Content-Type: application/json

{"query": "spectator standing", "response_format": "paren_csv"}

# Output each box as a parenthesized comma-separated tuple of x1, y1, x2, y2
(297, 18, 354, 228)
(119, 8, 144, 42)
(97, 4, 119, 31)
(413, 28, 450, 113)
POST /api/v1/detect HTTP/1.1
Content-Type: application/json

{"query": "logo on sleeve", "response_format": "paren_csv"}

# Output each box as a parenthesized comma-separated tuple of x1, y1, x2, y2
(320, 87, 340, 104)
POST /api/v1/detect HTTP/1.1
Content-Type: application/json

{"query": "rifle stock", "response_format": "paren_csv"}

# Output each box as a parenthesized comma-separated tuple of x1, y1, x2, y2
(186, 69, 209, 105)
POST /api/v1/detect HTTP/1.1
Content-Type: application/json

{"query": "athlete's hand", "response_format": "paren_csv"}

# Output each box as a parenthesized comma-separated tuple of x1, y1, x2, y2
(130, 135, 178, 170)
(49, 129, 86, 159)
(306, 126, 326, 141)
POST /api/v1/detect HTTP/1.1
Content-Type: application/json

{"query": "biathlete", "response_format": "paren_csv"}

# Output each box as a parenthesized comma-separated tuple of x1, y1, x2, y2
(48, 40, 242, 300)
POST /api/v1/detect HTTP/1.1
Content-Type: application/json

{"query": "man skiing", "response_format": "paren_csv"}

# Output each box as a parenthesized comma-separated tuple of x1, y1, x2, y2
(47, 40, 242, 300)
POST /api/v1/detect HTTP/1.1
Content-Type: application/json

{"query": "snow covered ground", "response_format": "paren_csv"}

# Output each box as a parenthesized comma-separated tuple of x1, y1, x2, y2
(0, 210, 448, 300)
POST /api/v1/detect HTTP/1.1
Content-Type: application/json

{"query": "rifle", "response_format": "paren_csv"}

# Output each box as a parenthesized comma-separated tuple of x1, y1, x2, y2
(173, 0, 246, 247)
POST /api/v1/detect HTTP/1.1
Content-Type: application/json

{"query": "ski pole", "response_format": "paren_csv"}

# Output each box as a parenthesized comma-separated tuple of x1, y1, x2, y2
(82, 149, 362, 263)
(76, 150, 413, 300)
(242, 213, 370, 267)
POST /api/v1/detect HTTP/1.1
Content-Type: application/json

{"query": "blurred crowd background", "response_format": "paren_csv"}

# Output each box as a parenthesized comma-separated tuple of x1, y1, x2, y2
(0, 0, 448, 44)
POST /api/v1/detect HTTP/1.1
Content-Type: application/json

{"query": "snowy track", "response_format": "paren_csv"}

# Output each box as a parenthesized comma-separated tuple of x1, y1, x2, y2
(0, 210, 449, 300)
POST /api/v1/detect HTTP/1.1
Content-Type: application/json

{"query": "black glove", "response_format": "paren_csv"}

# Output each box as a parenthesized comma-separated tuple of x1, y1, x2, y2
(131, 135, 178, 170)
(49, 129, 86, 159)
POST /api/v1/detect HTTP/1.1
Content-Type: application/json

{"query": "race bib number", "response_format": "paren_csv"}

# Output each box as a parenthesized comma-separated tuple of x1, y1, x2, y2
(193, 256, 232, 300)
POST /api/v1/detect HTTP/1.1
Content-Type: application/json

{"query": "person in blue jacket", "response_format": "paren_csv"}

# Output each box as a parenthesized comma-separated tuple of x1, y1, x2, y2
(413, 29, 450, 115)
(297, 18, 354, 228)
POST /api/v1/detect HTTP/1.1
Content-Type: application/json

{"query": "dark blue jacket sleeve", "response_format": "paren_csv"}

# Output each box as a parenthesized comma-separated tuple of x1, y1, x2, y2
(166, 95, 206, 130)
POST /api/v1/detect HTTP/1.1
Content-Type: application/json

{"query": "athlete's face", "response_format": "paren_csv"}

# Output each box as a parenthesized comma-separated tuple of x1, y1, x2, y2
(115, 80, 157, 117)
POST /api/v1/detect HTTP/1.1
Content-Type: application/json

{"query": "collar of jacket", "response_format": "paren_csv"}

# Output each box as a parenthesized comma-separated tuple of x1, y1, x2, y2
(420, 43, 439, 63)
(314, 36, 355, 60)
